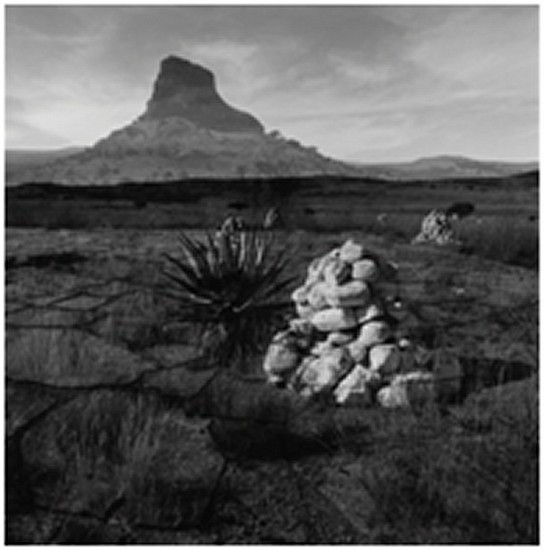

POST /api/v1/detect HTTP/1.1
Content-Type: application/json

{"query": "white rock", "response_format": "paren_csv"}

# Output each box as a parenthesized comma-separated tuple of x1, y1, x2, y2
(310, 340, 332, 357)
(306, 258, 324, 285)
(311, 307, 357, 332)
(325, 280, 371, 308)
(334, 365, 377, 406)
(347, 339, 368, 363)
(285, 321, 314, 351)
(326, 331, 354, 346)
(369, 344, 402, 377)
(357, 320, 391, 347)
(376, 371, 435, 408)
(263, 338, 300, 378)
(289, 318, 314, 336)
(310, 331, 354, 357)
(307, 282, 330, 310)
(323, 260, 351, 286)
(307, 251, 339, 284)
(291, 285, 310, 304)
(339, 239, 364, 263)
(295, 302, 314, 320)
(397, 337, 411, 349)
(297, 347, 353, 395)
(354, 301, 384, 324)
(376, 386, 406, 408)
(352, 259, 379, 282)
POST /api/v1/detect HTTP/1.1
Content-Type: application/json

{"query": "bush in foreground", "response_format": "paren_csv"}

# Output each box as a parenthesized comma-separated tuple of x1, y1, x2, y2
(162, 226, 295, 370)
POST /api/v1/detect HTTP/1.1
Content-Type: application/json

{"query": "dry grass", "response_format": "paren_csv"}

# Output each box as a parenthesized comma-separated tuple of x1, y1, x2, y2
(456, 216, 538, 269)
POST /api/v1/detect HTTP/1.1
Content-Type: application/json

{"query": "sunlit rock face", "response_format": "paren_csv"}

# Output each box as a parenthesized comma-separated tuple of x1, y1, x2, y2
(141, 56, 264, 134)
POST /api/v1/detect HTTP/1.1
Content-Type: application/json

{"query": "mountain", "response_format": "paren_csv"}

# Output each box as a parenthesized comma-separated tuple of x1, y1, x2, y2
(352, 155, 538, 180)
(7, 56, 356, 185)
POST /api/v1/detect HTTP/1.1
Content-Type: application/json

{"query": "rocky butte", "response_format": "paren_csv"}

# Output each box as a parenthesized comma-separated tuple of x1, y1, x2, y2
(9, 55, 356, 185)
(142, 56, 264, 134)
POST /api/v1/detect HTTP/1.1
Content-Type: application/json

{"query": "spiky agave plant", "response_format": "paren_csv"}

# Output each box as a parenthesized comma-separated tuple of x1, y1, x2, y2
(162, 225, 295, 371)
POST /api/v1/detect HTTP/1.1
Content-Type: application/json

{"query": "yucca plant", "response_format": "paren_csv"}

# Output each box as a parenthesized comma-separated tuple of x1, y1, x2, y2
(162, 224, 295, 371)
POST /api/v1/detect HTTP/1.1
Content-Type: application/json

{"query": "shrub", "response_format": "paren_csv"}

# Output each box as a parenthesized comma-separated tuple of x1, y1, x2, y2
(162, 225, 295, 371)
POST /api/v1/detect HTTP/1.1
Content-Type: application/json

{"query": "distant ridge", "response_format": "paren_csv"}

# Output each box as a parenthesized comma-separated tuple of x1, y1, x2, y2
(351, 155, 538, 180)
(6, 147, 85, 165)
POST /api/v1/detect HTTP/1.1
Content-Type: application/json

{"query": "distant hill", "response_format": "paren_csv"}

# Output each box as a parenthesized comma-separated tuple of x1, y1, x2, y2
(352, 155, 538, 180)
(7, 56, 356, 185)
(6, 147, 85, 166)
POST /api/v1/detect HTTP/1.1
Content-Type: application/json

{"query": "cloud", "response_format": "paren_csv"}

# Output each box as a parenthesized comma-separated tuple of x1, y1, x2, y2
(5, 6, 538, 161)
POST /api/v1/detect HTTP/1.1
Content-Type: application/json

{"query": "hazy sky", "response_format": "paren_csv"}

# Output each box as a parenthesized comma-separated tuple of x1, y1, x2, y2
(5, 5, 539, 162)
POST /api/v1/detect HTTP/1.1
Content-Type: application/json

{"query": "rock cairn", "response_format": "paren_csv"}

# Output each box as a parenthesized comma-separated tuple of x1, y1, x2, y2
(263, 239, 434, 407)
(412, 209, 459, 246)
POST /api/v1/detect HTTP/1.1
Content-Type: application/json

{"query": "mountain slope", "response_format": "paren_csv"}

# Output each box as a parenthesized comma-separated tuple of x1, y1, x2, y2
(7, 56, 356, 185)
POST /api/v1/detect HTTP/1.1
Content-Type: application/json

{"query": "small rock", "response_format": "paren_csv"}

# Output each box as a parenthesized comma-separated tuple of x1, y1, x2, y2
(307, 282, 330, 310)
(357, 320, 391, 348)
(288, 318, 314, 336)
(326, 331, 355, 346)
(346, 340, 369, 363)
(339, 239, 364, 263)
(377, 371, 435, 408)
(325, 280, 371, 308)
(263, 336, 301, 380)
(296, 348, 354, 395)
(369, 343, 402, 377)
(311, 307, 358, 332)
(351, 259, 379, 282)
(308, 252, 339, 284)
(333, 365, 378, 406)
(291, 285, 310, 304)
(355, 301, 385, 324)
(286, 322, 315, 351)
(412, 209, 459, 246)
(323, 260, 352, 286)
(310, 340, 333, 357)
(295, 302, 314, 320)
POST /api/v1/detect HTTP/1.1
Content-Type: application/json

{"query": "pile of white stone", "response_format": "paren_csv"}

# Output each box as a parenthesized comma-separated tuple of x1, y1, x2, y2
(412, 209, 459, 246)
(263, 239, 434, 408)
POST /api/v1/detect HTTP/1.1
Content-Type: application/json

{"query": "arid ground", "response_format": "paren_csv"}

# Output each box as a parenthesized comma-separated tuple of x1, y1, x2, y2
(5, 176, 538, 543)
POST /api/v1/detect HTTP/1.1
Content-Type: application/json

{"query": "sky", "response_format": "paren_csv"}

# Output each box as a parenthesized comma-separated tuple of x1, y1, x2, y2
(5, 4, 539, 163)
